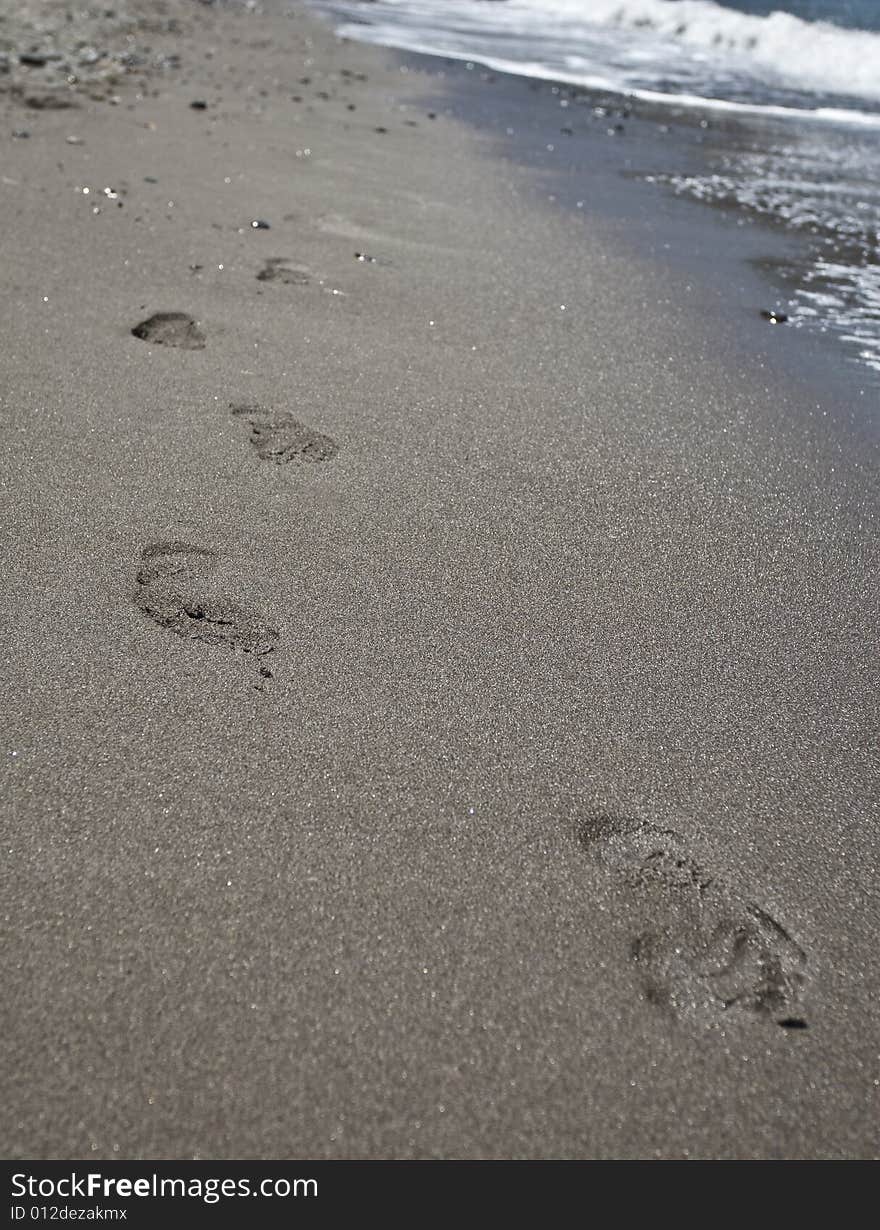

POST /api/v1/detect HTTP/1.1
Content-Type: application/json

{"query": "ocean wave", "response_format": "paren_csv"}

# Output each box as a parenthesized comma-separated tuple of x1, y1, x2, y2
(330, 0, 880, 110)
(558, 0, 880, 100)
(536, 0, 880, 101)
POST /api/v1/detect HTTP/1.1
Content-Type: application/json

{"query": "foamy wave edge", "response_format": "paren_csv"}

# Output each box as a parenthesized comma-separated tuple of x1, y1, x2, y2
(505, 0, 880, 103)
(336, 21, 880, 129)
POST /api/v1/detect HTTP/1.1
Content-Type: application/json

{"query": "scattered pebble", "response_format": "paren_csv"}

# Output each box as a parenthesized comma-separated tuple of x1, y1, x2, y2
(190, 99, 207, 110)
(12, 130, 30, 139)
(761, 309, 789, 324)
(251, 219, 270, 230)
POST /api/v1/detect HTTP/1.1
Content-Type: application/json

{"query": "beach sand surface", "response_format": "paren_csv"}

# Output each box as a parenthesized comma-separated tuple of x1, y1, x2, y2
(1, 0, 877, 1158)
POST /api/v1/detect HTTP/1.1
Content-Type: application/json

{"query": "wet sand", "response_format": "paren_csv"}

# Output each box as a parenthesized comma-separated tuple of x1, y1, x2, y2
(1, 0, 878, 1159)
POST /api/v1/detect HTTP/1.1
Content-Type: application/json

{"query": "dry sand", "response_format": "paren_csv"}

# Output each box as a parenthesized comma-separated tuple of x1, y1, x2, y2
(1, 0, 878, 1159)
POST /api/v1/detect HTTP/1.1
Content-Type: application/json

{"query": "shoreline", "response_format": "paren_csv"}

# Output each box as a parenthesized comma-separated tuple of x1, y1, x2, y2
(316, 0, 880, 395)
(383, 44, 878, 414)
(1, 0, 878, 1159)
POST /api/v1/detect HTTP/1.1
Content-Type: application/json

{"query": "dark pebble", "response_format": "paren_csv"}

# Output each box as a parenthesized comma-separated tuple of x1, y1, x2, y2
(251, 219, 270, 230)
(760, 309, 789, 324)
(190, 99, 208, 110)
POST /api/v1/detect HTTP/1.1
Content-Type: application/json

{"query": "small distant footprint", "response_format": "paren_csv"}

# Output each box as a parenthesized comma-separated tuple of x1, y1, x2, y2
(230, 404, 338, 465)
(133, 542, 278, 678)
(579, 815, 808, 1029)
(131, 312, 206, 350)
(256, 258, 311, 285)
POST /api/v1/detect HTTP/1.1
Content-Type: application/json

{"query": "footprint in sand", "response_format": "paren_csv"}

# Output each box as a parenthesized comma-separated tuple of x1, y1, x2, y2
(230, 404, 338, 465)
(133, 542, 278, 678)
(256, 258, 311, 286)
(579, 814, 808, 1029)
(131, 312, 206, 350)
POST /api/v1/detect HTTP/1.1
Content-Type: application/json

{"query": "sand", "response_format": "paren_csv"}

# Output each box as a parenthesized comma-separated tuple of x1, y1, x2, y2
(1, 0, 877, 1159)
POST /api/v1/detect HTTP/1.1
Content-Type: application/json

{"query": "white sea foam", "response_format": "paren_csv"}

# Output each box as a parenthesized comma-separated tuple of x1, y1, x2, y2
(329, 0, 880, 116)
(793, 259, 880, 372)
(520, 0, 880, 101)
(323, 0, 880, 380)
(658, 134, 880, 375)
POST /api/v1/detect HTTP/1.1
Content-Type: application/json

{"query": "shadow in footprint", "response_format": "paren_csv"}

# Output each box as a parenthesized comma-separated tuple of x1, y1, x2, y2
(133, 542, 278, 674)
(230, 403, 338, 465)
(579, 814, 808, 1029)
(256, 258, 311, 285)
(131, 312, 205, 350)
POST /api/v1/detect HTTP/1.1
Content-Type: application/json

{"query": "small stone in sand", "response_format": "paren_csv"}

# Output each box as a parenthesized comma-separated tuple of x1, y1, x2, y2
(760, 309, 789, 324)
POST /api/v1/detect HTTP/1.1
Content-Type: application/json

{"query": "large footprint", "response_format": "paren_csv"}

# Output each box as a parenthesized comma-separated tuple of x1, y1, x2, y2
(133, 542, 278, 679)
(579, 815, 808, 1029)
(230, 403, 338, 465)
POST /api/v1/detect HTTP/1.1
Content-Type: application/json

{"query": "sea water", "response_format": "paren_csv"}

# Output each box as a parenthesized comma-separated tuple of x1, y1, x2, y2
(318, 0, 880, 379)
